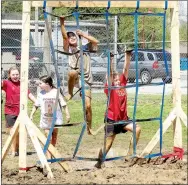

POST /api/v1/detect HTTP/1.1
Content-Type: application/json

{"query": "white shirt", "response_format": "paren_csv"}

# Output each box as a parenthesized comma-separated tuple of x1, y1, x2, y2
(35, 88, 66, 129)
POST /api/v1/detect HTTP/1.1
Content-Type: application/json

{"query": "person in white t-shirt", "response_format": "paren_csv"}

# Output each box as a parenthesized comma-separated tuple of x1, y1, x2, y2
(30, 75, 70, 160)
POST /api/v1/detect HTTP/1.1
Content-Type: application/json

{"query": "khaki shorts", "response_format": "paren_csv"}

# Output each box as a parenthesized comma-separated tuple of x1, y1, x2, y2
(75, 77, 92, 99)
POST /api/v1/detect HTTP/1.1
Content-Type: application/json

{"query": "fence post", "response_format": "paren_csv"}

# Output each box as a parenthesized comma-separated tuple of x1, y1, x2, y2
(114, 15, 118, 70)
(35, 6, 39, 47)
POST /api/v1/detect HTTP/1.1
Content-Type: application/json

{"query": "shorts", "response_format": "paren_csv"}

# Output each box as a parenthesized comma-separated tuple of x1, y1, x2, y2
(75, 77, 92, 99)
(70, 69, 92, 99)
(104, 118, 131, 137)
(5, 114, 18, 128)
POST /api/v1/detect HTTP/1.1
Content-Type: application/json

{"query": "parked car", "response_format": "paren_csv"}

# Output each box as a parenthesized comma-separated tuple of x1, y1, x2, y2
(13, 48, 43, 61)
(91, 53, 107, 83)
(116, 49, 172, 84)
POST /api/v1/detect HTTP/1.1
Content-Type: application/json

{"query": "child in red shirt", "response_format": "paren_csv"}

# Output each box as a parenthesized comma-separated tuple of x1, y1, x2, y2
(95, 51, 141, 168)
(2, 66, 36, 157)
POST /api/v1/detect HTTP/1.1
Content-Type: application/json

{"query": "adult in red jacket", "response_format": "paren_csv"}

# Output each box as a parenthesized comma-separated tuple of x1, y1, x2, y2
(2, 66, 36, 157)
(95, 51, 141, 168)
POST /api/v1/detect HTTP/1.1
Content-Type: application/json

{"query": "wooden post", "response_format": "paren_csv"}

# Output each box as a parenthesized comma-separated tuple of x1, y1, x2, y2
(25, 116, 53, 178)
(140, 1, 187, 156)
(171, 1, 182, 148)
(43, 7, 52, 72)
(28, 119, 72, 172)
(140, 108, 177, 156)
(19, 1, 31, 173)
(2, 117, 20, 162)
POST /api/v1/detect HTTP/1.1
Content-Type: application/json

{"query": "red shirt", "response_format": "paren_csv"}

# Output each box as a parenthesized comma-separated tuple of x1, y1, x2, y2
(104, 74, 128, 121)
(2, 80, 30, 116)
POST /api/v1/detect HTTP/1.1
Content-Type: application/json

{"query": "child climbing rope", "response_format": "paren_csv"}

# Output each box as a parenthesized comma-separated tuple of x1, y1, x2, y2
(95, 50, 141, 168)
(60, 16, 99, 135)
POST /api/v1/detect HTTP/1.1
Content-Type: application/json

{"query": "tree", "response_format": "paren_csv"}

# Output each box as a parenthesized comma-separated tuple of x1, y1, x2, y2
(180, 24, 187, 41)
(2, 1, 22, 13)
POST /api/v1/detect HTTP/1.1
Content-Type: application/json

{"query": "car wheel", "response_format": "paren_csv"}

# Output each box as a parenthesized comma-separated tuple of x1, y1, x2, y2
(162, 77, 172, 84)
(128, 78, 135, 83)
(141, 70, 152, 84)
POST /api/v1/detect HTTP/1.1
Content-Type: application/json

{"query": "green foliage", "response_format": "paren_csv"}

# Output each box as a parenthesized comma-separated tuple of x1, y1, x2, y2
(2, 2, 184, 46)
(53, 7, 171, 48)
(180, 23, 188, 40)
(2, 1, 22, 13)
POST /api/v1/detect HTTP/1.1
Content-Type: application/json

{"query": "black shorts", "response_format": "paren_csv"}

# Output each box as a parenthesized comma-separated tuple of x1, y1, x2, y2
(5, 114, 18, 128)
(104, 118, 131, 137)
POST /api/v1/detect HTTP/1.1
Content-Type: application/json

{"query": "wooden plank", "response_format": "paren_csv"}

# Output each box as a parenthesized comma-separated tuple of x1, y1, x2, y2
(140, 108, 177, 156)
(173, 116, 182, 148)
(27, 119, 72, 172)
(19, 1, 31, 173)
(19, 119, 27, 173)
(32, 1, 174, 8)
(171, 1, 181, 108)
(25, 120, 53, 178)
(2, 117, 20, 163)
(180, 108, 188, 128)
(170, 1, 182, 148)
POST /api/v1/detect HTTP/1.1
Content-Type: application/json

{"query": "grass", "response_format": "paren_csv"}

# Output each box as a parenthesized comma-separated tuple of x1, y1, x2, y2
(1, 93, 187, 152)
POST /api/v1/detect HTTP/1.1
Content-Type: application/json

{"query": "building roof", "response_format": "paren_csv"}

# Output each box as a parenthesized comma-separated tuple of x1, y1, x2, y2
(2, 19, 106, 30)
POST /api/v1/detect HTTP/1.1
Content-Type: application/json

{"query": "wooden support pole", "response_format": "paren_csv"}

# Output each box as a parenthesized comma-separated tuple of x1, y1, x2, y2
(19, 1, 31, 173)
(25, 117, 53, 178)
(174, 116, 182, 148)
(180, 108, 188, 128)
(171, 1, 182, 148)
(140, 108, 177, 156)
(2, 117, 20, 162)
(27, 119, 72, 172)
(43, 7, 52, 72)
(140, 1, 188, 156)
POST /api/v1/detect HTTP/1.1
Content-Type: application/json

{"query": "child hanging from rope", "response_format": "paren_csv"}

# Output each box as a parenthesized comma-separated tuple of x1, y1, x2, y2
(60, 17, 99, 135)
(95, 50, 141, 168)
(30, 75, 70, 160)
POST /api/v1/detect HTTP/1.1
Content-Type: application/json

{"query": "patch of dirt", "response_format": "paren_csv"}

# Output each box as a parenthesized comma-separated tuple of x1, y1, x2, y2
(2, 155, 187, 184)
(1, 125, 187, 184)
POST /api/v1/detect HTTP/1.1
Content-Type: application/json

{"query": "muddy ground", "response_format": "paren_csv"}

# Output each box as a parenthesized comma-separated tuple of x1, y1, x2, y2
(1, 124, 187, 184)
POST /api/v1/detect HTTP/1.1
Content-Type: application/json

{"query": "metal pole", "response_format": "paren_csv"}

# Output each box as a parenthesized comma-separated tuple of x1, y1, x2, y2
(56, 17, 58, 63)
(114, 15, 118, 70)
(35, 7, 39, 47)
(142, 16, 145, 49)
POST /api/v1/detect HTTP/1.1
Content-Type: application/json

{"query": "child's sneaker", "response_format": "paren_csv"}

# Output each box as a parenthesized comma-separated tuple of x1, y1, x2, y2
(64, 94, 72, 101)
(11, 151, 19, 157)
(94, 160, 105, 169)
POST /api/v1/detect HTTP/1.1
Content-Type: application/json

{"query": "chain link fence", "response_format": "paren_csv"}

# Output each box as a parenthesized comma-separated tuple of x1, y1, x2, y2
(1, 8, 187, 148)
(1, 5, 187, 163)
(1, 11, 187, 97)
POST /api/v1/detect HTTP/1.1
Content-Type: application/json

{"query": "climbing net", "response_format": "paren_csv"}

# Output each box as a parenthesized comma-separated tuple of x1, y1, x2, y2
(42, 0, 170, 163)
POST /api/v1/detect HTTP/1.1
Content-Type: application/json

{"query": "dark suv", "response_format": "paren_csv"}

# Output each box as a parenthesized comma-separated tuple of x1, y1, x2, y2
(116, 49, 172, 84)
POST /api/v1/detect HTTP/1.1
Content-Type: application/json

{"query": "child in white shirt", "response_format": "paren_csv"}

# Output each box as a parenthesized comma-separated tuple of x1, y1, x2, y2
(30, 75, 70, 160)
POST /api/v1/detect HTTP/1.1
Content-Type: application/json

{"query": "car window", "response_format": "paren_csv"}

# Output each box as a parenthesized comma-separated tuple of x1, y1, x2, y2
(131, 52, 145, 61)
(138, 52, 145, 61)
(131, 53, 135, 61)
(147, 53, 154, 60)
(156, 52, 171, 61)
